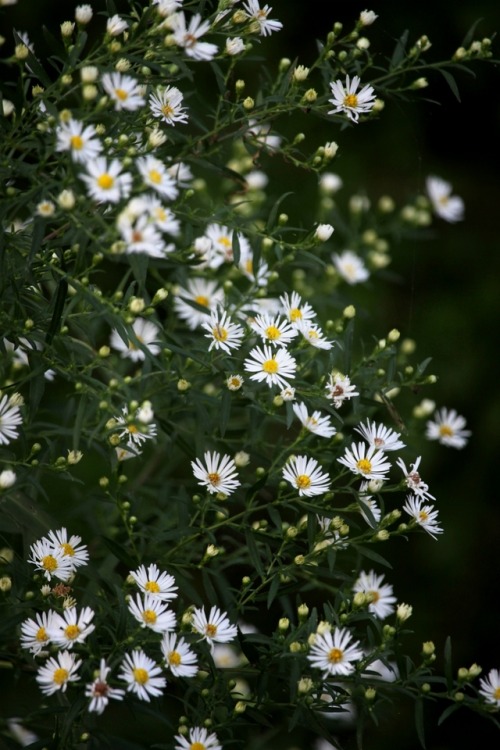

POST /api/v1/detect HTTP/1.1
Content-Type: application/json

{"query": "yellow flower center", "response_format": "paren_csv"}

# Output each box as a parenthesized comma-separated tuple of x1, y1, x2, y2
(114, 87, 128, 101)
(64, 624, 81, 640)
(53, 667, 69, 685)
(265, 325, 281, 341)
(229, 377, 241, 388)
(296, 474, 311, 490)
(206, 623, 218, 637)
(70, 134, 83, 150)
(218, 236, 232, 248)
(494, 687, 500, 700)
(168, 650, 181, 666)
(143, 609, 157, 625)
(327, 648, 343, 663)
(207, 472, 220, 487)
(307, 329, 319, 339)
(36, 626, 48, 642)
(97, 173, 114, 190)
(194, 295, 209, 307)
(148, 169, 162, 184)
(439, 425, 453, 437)
(133, 667, 149, 685)
(42, 555, 58, 572)
(290, 308, 302, 321)
(244, 259, 253, 274)
(418, 511, 429, 523)
(128, 424, 139, 434)
(370, 590, 380, 603)
(161, 103, 174, 118)
(262, 358, 278, 374)
(213, 325, 228, 342)
(61, 542, 75, 556)
(145, 580, 160, 593)
(357, 458, 372, 474)
(344, 93, 358, 108)
(190, 743, 206, 750)
(184, 33, 197, 48)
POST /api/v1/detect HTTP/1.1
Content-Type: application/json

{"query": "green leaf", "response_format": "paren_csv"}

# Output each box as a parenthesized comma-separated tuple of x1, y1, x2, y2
(218, 389, 231, 437)
(414, 697, 427, 749)
(201, 567, 218, 601)
(266, 191, 294, 232)
(244, 529, 265, 578)
(438, 69, 461, 102)
(444, 635, 453, 691)
(101, 536, 137, 568)
(232, 227, 241, 266)
(266, 574, 281, 608)
(390, 30, 409, 70)
(462, 17, 484, 48)
(438, 702, 460, 726)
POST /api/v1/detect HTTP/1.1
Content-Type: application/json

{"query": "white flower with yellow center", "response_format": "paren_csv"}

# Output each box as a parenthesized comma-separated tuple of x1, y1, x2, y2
(28, 538, 74, 581)
(354, 419, 406, 452)
(101, 71, 145, 111)
(141, 195, 180, 236)
(81, 157, 132, 203)
(55, 118, 102, 163)
(296, 320, 334, 350)
(191, 605, 238, 648)
(46, 528, 89, 570)
(170, 12, 218, 61)
(202, 308, 245, 354)
(175, 726, 222, 750)
(353, 570, 397, 619)
(20, 610, 59, 655)
(149, 85, 189, 125)
(85, 659, 125, 714)
(136, 155, 178, 200)
(226, 374, 244, 391)
(129, 563, 178, 602)
(250, 313, 298, 348)
(425, 407, 471, 449)
(117, 212, 168, 258)
(119, 649, 166, 702)
(307, 627, 363, 677)
(36, 650, 81, 695)
(332, 250, 370, 284)
(243, 0, 283, 37)
(244, 344, 296, 389)
(174, 278, 225, 330)
(128, 593, 177, 633)
(161, 632, 199, 677)
(49, 606, 95, 649)
(403, 495, 442, 539)
(426, 175, 464, 223)
(325, 372, 359, 408)
(115, 404, 158, 450)
(110, 318, 161, 362)
(292, 402, 336, 439)
(279, 291, 316, 327)
(396, 456, 435, 501)
(238, 246, 270, 286)
(282, 455, 331, 497)
(479, 669, 500, 707)
(191, 451, 241, 496)
(328, 75, 376, 123)
(0, 393, 23, 445)
(338, 442, 391, 480)
(201, 223, 251, 268)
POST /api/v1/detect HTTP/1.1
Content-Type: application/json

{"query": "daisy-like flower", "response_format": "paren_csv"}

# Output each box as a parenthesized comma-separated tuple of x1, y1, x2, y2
(136, 155, 178, 200)
(128, 593, 177, 633)
(292, 402, 336, 439)
(36, 650, 82, 695)
(81, 157, 132, 204)
(161, 632, 199, 678)
(353, 570, 397, 619)
(170, 12, 218, 61)
(119, 649, 166, 701)
(226, 36, 245, 55)
(36, 200, 55, 218)
(279, 291, 316, 327)
(338, 442, 391, 481)
(115, 404, 158, 450)
(28, 538, 74, 581)
(354, 419, 406, 452)
(479, 669, 500, 707)
(142, 195, 180, 236)
(282, 454, 331, 497)
(358, 491, 382, 528)
(243, 0, 283, 36)
(45, 90, 78, 132)
(49, 606, 96, 649)
(191, 451, 241, 496)
(244, 344, 296, 389)
(175, 727, 221, 750)
(239, 245, 270, 286)
(110, 318, 161, 362)
(149, 85, 189, 125)
(0, 393, 23, 445)
(191, 605, 238, 648)
(174, 278, 225, 330)
(328, 75, 376, 123)
(425, 175, 464, 223)
(250, 313, 298, 347)
(403, 495, 443, 539)
(332, 250, 370, 284)
(396, 456, 435, 501)
(296, 320, 334, 350)
(129, 563, 178, 602)
(280, 385, 296, 401)
(46, 528, 89, 570)
(226, 374, 244, 391)
(85, 659, 125, 714)
(325, 372, 359, 408)
(101, 72, 145, 111)
(425, 407, 471, 449)
(117, 213, 168, 258)
(200, 223, 251, 268)
(201, 308, 245, 354)
(307, 627, 363, 677)
(20, 610, 59, 655)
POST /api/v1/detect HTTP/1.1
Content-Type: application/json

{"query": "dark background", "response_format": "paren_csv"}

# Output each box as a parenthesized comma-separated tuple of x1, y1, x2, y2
(2, 1, 499, 748)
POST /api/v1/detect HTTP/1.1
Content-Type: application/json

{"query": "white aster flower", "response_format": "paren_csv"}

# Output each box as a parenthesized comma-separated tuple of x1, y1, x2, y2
(110, 318, 161, 362)
(396, 456, 435, 501)
(479, 669, 500, 707)
(353, 570, 397, 619)
(141, 195, 180, 235)
(167, 161, 193, 186)
(20, 610, 59, 654)
(0, 393, 23, 445)
(129, 563, 178, 602)
(244, 344, 296, 389)
(279, 291, 316, 326)
(117, 213, 168, 258)
(282, 454, 331, 497)
(174, 278, 225, 330)
(325, 372, 359, 408)
(250, 313, 298, 347)
(425, 407, 471, 449)
(191, 605, 238, 648)
(338, 442, 391, 480)
(359, 9, 378, 26)
(296, 319, 334, 350)
(319, 172, 343, 195)
(101, 71, 145, 111)
(403, 495, 442, 539)
(243, 0, 283, 36)
(136, 155, 178, 200)
(28, 538, 74, 581)
(46, 528, 89, 570)
(280, 385, 296, 401)
(128, 593, 177, 633)
(201, 223, 251, 268)
(292, 402, 336, 439)
(201, 308, 245, 354)
(75, 4, 93, 24)
(81, 157, 132, 203)
(358, 488, 382, 528)
(149, 85, 188, 125)
(0, 469, 16, 488)
(36, 200, 55, 217)
(49, 606, 95, 649)
(119, 649, 166, 701)
(328, 75, 376, 123)
(354, 419, 406, 452)
(239, 245, 270, 286)
(226, 374, 244, 391)
(332, 250, 370, 284)
(307, 627, 363, 677)
(175, 726, 222, 750)
(161, 632, 199, 677)
(106, 14, 128, 36)
(226, 36, 245, 55)
(170, 12, 218, 61)
(425, 175, 464, 223)
(115, 404, 157, 450)
(246, 119, 281, 151)
(191, 451, 241, 496)
(85, 659, 125, 714)
(36, 650, 81, 695)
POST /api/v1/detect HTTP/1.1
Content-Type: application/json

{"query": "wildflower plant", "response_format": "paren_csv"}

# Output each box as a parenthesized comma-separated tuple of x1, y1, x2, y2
(0, 1, 497, 748)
